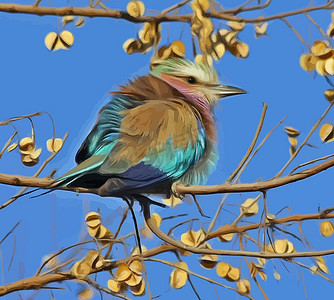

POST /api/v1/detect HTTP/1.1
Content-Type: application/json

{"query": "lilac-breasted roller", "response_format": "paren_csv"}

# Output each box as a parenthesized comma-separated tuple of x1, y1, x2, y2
(56, 58, 245, 205)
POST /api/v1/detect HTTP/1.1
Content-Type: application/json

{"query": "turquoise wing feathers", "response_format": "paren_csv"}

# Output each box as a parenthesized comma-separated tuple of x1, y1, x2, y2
(57, 95, 209, 194)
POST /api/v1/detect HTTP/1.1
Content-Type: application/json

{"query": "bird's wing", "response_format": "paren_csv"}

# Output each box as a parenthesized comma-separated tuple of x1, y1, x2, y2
(59, 98, 206, 192)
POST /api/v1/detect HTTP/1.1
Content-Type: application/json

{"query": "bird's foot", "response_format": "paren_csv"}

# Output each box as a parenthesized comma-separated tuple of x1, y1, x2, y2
(171, 181, 185, 200)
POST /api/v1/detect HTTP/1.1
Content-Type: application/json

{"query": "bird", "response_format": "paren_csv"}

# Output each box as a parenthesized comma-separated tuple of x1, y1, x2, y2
(54, 58, 245, 206)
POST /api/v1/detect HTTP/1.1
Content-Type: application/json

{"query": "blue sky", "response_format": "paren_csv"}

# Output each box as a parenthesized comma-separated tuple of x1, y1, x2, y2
(1, 0, 334, 299)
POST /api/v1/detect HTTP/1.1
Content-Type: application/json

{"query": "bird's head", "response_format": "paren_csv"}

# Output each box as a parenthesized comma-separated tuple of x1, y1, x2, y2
(150, 58, 246, 108)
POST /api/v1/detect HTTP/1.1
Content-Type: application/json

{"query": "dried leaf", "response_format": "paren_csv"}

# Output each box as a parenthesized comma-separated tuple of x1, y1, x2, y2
(170, 262, 188, 289)
(226, 267, 240, 281)
(127, 1, 145, 18)
(255, 22, 268, 37)
(274, 271, 281, 280)
(44, 32, 58, 51)
(85, 212, 101, 228)
(227, 21, 245, 31)
(274, 239, 288, 254)
(288, 137, 297, 147)
(299, 54, 317, 71)
(7, 142, 18, 152)
(319, 123, 334, 143)
(75, 17, 85, 28)
(116, 263, 132, 282)
(216, 262, 231, 278)
(312, 40, 329, 56)
(237, 279, 251, 295)
(241, 198, 259, 216)
(108, 279, 121, 293)
(130, 279, 145, 296)
(62, 15, 75, 26)
(320, 220, 334, 237)
(315, 256, 329, 273)
(284, 126, 300, 137)
(324, 89, 334, 102)
(218, 225, 234, 242)
(316, 59, 327, 76)
(46, 138, 63, 153)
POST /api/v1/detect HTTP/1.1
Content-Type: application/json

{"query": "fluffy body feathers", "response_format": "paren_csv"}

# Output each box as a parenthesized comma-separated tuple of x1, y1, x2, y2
(56, 58, 244, 200)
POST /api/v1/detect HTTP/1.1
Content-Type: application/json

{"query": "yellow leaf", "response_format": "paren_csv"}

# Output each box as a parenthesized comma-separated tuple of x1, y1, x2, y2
(320, 220, 334, 237)
(312, 40, 329, 56)
(216, 262, 231, 278)
(227, 21, 245, 31)
(46, 138, 63, 153)
(274, 239, 288, 254)
(85, 212, 101, 228)
(237, 279, 251, 295)
(108, 279, 121, 293)
(130, 279, 145, 296)
(324, 89, 334, 102)
(116, 263, 132, 282)
(284, 126, 300, 137)
(288, 137, 298, 147)
(315, 256, 329, 273)
(7, 142, 18, 152)
(62, 15, 75, 26)
(169, 262, 188, 289)
(299, 54, 317, 71)
(274, 271, 281, 280)
(127, 1, 145, 18)
(226, 267, 240, 282)
(315, 59, 328, 76)
(75, 17, 85, 28)
(59, 30, 74, 48)
(240, 198, 259, 216)
(44, 32, 58, 51)
(129, 260, 143, 275)
(19, 137, 35, 153)
(319, 123, 334, 143)
(255, 22, 268, 37)
(171, 40, 186, 57)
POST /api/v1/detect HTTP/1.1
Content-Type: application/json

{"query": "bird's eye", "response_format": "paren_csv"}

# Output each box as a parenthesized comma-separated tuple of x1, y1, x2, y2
(187, 76, 197, 84)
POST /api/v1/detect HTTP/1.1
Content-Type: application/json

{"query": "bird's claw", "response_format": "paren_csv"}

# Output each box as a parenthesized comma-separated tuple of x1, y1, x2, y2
(171, 181, 185, 200)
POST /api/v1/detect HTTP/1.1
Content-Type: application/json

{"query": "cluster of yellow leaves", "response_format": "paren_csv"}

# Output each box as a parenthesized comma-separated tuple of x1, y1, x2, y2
(123, 22, 161, 54)
(156, 41, 186, 61)
(300, 40, 334, 76)
(108, 260, 145, 296)
(216, 262, 240, 281)
(249, 261, 267, 281)
(181, 228, 205, 247)
(141, 213, 161, 238)
(17, 137, 42, 166)
(284, 126, 300, 156)
(320, 220, 334, 237)
(7, 135, 63, 167)
(45, 31, 74, 52)
(72, 250, 104, 279)
(191, 0, 249, 65)
(85, 212, 113, 243)
(62, 15, 85, 28)
(311, 256, 330, 274)
(169, 262, 188, 289)
(274, 239, 295, 254)
(319, 123, 334, 143)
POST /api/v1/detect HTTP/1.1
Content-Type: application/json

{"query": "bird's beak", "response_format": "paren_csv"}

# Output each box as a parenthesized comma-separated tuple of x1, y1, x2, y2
(212, 84, 247, 99)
